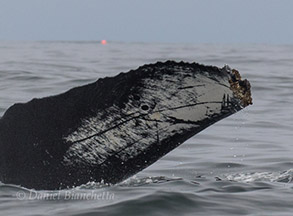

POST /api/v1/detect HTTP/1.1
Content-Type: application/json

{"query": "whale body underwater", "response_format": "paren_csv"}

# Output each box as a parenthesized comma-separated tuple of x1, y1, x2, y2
(0, 61, 252, 190)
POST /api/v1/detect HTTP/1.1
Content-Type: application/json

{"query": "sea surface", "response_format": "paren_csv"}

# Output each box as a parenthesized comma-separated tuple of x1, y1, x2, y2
(0, 41, 292, 216)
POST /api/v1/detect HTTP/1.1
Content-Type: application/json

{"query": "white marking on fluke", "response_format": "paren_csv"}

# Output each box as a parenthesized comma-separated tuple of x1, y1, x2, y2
(63, 67, 236, 166)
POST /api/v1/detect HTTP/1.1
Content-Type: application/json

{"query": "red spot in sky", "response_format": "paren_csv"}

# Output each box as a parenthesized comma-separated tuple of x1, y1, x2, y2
(101, 40, 107, 45)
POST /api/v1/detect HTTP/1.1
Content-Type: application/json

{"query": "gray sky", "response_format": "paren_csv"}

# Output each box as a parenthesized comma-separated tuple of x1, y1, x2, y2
(1, 0, 293, 44)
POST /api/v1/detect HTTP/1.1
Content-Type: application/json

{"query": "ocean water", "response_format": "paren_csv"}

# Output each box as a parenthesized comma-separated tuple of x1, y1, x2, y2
(0, 41, 292, 216)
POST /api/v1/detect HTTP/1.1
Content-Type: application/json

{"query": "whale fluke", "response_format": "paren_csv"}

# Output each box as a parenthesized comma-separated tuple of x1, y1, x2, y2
(0, 61, 252, 190)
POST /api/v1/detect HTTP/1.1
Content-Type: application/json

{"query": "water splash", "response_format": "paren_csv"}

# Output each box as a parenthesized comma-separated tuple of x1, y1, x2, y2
(119, 175, 183, 187)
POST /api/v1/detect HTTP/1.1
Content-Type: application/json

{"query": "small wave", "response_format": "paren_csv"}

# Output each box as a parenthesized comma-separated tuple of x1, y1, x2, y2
(223, 169, 293, 183)
(81, 190, 206, 216)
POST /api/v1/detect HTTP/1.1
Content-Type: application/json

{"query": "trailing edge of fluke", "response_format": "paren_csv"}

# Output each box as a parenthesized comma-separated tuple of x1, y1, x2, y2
(0, 61, 252, 190)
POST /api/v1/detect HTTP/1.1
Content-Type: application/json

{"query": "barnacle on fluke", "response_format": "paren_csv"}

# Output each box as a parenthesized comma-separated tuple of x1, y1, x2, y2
(229, 69, 252, 107)
(0, 61, 252, 190)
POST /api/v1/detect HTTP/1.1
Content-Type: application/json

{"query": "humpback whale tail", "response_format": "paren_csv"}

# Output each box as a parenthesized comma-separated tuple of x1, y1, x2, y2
(0, 61, 252, 190)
